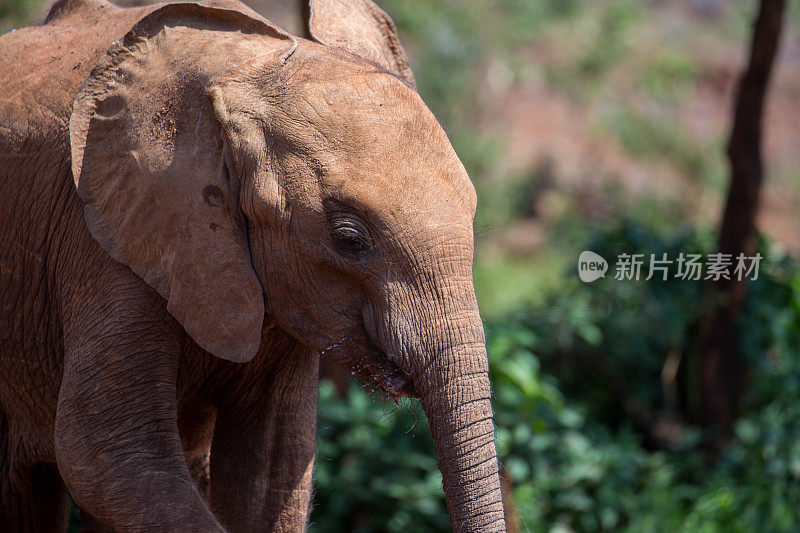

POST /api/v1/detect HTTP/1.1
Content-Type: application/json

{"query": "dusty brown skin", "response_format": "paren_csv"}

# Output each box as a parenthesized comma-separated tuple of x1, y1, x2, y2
(0, 0, 505, 531)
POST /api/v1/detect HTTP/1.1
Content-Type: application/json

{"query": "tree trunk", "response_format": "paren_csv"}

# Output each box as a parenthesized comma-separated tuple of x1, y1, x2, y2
(695, 0, 785, 456)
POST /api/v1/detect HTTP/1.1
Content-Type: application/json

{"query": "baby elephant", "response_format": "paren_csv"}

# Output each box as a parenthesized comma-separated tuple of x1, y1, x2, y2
(0, 0, 505, 531)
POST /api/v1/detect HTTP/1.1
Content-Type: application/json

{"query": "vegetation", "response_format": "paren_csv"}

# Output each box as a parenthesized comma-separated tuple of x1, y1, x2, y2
(0, 0, 41, 31)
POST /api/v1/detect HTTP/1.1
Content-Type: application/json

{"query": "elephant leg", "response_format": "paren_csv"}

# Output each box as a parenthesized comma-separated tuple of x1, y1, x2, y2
(77, 451, 209, 532)
(77, 451, 208, 532)
(0, 410, 69, 532)
(178, 405, 216, 502)
(210, 346, 319, 532)
(187, 449, 211, 501)
(0, 463, 70, 532)
(55, 279, 223, 532)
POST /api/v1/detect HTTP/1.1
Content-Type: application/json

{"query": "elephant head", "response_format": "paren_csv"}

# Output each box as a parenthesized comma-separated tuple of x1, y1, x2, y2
(69, 0, 505, 530)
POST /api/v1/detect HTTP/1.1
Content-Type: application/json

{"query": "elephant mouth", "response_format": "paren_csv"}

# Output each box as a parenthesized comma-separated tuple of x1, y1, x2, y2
(359, 343, 420, 401)
(320, 330, 420, 400)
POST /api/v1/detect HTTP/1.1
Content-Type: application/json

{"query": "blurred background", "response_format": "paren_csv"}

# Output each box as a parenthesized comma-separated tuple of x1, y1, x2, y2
(3, 0, 800, 531)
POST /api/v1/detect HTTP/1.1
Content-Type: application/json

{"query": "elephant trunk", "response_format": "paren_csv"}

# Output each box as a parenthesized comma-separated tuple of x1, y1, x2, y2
(415, 323, 506, 532)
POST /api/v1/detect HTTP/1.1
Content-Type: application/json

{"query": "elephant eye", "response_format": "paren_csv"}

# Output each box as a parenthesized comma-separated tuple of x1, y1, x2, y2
(330, 217, 372, 258)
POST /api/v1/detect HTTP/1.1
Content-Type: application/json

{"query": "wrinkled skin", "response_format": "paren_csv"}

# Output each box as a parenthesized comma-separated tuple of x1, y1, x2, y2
(0, 0, 505, 531)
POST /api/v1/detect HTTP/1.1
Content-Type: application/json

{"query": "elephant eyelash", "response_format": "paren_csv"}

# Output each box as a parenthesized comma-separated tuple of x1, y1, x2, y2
(329, 215, 373, 259)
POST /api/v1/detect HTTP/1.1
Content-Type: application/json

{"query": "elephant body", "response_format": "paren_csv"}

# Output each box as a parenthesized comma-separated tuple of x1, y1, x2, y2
(2, 5, 316, 530)
(0, 0, 505, 531)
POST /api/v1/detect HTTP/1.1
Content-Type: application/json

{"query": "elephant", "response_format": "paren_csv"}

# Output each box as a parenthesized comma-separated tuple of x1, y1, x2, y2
(0, 0, 505, 531)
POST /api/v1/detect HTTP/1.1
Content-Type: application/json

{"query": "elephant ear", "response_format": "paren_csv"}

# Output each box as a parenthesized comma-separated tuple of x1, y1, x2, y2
(70, 2, 297, 362)
(306, 0, 415, 86)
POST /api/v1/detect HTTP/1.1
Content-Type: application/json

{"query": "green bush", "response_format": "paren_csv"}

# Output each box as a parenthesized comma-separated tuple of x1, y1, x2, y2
(311, 387, 446, 532)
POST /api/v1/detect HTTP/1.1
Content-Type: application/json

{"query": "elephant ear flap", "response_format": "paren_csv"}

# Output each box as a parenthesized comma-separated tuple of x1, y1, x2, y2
(306, 0, 415, 86)
(70, 3, 296, 362)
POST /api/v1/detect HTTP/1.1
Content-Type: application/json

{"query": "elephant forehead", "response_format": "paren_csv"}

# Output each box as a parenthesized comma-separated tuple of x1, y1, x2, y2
(281, 74, 477, 220)
(320, 156, 477, 243)
(280, 73, 423, 148)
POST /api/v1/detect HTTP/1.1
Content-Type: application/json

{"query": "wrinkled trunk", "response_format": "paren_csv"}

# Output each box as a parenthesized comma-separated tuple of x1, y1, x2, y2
(416, 340, 506, 532)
